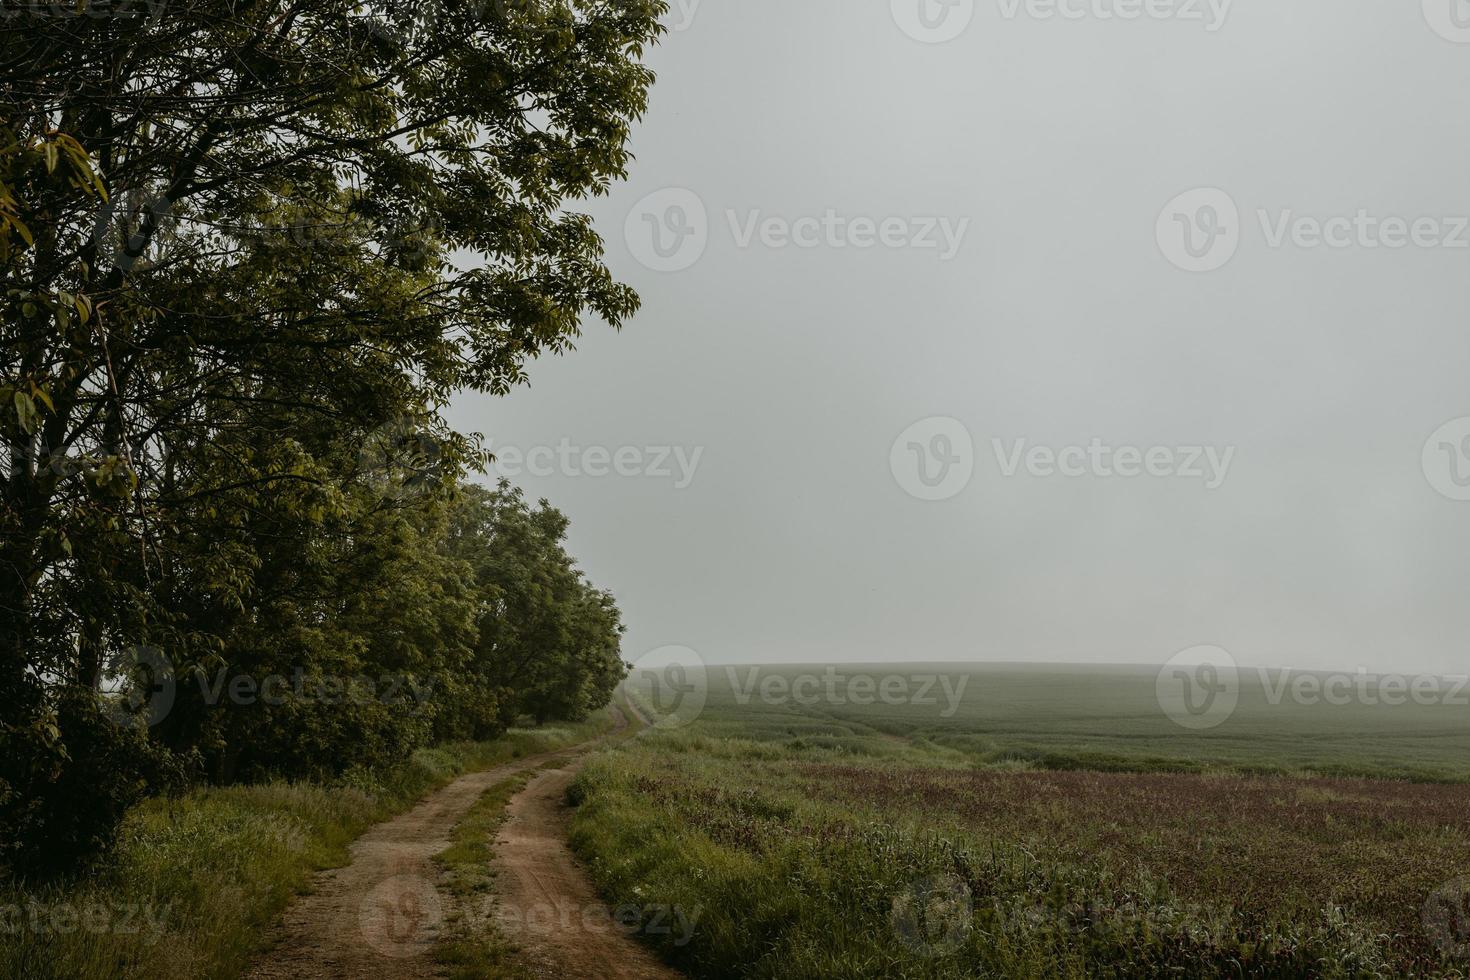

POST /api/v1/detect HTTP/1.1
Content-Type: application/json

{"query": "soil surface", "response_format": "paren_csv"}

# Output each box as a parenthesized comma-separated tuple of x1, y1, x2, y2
(244, 706, 678, 979)
(489, 760, 684, 979)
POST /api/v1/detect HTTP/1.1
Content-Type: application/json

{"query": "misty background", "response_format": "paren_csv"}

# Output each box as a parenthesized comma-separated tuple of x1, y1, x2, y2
(447, 0, 1470, 675)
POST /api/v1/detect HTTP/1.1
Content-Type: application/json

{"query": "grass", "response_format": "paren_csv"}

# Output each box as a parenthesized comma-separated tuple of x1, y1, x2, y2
(566, 669, 1470, 978)
(14, 664, 1467, 978)
(0, 709, 619, 980)
(676, 663, 1470, 781)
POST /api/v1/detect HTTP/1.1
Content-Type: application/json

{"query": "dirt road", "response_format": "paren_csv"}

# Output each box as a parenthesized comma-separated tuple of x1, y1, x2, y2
(244, 706, 678, 980)
(490, 760, 684, 979)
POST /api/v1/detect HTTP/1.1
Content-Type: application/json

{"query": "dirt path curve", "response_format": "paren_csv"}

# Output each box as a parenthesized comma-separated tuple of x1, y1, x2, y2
(619, 692, 657, 730)
(490, 759, 684, 980)
(244, 711, 628, 980)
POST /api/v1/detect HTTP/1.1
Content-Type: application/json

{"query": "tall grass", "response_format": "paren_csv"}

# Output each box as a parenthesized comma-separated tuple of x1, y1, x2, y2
(567, 732, 1466, 979)
(0, 712, 617, 980)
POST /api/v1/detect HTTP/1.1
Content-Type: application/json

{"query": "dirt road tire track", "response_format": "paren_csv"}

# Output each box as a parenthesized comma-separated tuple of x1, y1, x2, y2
(489, 758, 683, 980)
(243, 707, 660, 979)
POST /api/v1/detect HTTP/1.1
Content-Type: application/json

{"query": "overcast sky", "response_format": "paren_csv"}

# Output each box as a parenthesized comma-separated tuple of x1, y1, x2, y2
(449, 0, 1470, 675)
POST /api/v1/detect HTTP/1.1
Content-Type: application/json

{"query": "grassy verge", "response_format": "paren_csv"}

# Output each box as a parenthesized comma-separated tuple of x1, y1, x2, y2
(0, 708, 618, 980)
(567, 729, 1470, 979)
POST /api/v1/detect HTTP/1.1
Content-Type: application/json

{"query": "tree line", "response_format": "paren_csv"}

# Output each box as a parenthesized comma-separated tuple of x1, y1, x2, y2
(0, 0, 666, 877)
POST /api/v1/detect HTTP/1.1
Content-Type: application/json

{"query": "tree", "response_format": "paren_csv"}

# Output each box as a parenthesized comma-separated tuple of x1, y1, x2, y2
(445, 482, 627, 729)
(1, 0, 664, 875)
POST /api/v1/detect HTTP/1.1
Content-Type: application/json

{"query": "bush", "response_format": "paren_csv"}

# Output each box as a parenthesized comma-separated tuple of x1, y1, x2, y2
(0, 688, 184, 880)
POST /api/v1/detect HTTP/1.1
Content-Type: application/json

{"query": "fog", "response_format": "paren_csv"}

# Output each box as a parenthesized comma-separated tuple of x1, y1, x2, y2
(449, 0, 1470, 676)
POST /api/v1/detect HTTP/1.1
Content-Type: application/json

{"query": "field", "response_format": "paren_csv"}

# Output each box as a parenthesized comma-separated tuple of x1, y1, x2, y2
(567, 663, 1470, 978)
(688, 663, 1470, 781)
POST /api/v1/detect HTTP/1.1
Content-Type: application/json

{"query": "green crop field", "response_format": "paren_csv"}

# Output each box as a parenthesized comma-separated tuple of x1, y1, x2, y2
(570, 663, 1470, 978)
(676, 662, 1470, 781)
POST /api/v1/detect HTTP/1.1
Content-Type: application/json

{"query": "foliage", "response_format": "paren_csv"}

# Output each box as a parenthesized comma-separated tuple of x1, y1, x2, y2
(0, 687, 185, 879)
(445, 482, 628, 732)
(0, 0, 664, 875)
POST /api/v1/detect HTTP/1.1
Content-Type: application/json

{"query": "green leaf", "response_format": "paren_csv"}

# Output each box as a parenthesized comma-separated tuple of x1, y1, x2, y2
(29, 384, 54, 413)
(13, 390, 37, 434)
